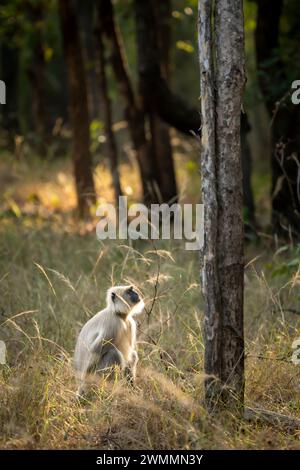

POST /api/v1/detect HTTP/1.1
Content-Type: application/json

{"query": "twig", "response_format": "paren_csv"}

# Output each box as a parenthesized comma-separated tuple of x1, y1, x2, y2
(245, 353, 290, 363)
(245, 406, 300, 431)
(144, 245, 160, 322)
(273, 308, 300, 316)
(269, 90, 291, 130)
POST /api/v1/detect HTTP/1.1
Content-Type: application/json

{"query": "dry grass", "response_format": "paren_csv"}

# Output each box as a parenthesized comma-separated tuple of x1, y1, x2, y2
(0, 154, 300, 450)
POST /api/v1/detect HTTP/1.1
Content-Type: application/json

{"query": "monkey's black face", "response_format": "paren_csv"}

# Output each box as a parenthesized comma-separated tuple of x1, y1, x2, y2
(126, 286, 140, 305)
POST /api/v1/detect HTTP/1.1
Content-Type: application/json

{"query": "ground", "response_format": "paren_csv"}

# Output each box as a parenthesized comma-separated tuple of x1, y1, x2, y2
(0, 149, 300, 449)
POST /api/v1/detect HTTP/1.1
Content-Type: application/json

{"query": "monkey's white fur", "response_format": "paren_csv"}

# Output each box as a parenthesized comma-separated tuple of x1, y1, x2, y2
(74, 285, 144, 396)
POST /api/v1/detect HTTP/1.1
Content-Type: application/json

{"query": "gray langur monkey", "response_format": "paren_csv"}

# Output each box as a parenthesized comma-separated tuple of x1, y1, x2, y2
(74, 285, 144, 396)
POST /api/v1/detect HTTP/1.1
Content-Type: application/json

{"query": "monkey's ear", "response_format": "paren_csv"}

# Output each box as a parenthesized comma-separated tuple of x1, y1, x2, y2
(111, 292, 116, 302)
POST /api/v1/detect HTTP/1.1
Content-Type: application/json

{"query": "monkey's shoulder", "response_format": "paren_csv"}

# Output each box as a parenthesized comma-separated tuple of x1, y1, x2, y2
(78, 308, 109, 335)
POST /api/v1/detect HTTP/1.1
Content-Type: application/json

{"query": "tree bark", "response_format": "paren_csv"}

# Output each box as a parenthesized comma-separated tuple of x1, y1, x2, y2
(58, 0, 95, 217)
(198, 0, 245, 410)
(198, 0, 222, 407)
(255, 0, 300, 236)
(95, 0, 157, 204)
(94, 14, 122, 204)
(215, 0, 245, 406)
(136, 0, 177, 204)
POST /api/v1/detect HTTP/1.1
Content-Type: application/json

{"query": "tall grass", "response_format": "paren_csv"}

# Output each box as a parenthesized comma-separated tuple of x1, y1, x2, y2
(0, 218, 300, 449)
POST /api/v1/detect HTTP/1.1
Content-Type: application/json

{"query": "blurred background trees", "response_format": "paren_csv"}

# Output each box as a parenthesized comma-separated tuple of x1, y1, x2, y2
(0, 0, 300, 237)
(58, 0, 95, 216)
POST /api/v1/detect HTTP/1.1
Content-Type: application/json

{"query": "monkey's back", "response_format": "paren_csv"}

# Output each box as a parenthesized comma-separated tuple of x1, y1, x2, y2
(74, 308, 111, 372)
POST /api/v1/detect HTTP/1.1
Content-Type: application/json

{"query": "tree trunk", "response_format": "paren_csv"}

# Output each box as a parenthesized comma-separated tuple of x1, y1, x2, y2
(241, 113, 255, 230)
(198, 0, 222, 407)
(94, 15, 122, 204)
(148, 113, 177, 203)
(96, 0, 157, 204)
(154, 0, 172, 81)
(154, 0, 178, 204)
(215, 0, 245, 406)
(27, 35, 49, 156)
(77, 0, 100, 121)
(24, 1, 50, 156)
(0, 44, 19, 151)
(58, 0, 95, 217)
(198, 0, 245, 410)
(134, 0, 200, 136)
(255, 0, 300, 236)
(136, 0, 177, 204)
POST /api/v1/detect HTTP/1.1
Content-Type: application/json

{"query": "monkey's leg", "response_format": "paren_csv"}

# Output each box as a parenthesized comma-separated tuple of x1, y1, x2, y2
(97, 346, 125, 375)
(125, 350, 138, 385)
(76, 380, 88, 399)
(75, 349, 100, 398)
(77, 348, 123, 396)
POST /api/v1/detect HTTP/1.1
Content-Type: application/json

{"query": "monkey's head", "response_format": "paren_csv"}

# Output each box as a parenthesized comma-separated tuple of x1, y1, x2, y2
(107, 285, 144, 316)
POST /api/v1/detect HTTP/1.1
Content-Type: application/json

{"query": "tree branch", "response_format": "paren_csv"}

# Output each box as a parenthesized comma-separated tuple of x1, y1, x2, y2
(135, 0, 200, 135)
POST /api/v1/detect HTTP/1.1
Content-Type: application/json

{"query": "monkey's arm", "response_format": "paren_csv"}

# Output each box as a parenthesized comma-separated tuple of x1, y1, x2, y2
(90, 332, 105, 355)
(74, 330, 105, 375)
(90, 334, 125, 370)
(98, 346, 125, 370)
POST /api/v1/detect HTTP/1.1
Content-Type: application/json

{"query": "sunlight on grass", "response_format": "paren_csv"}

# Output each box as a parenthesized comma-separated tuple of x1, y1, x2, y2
(0, 151, 299, 450)
(0, 219, 299, 449)
(0, 135, 200, 222)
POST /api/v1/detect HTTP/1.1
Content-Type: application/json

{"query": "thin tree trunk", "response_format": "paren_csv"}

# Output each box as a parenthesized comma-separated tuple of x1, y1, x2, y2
(154, 0, 172, 81)
(148, 113, 177, 203)
(95, 0, 157, 204)
(134, 0, 200, 136)
(241, 113, 255, 229)
(25, 1, 49, 156)
(198, 0, 222, 407)
(94, 16, 122, 204)
(77, 0, 100, 121)
(148, 0, 178, 204)
(0, 43, 19, 151)
(198, 0, 245, 410)
(27, 39, 49, 156)
(215, 0, 245, 406)
(58, 0, 95, 217)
